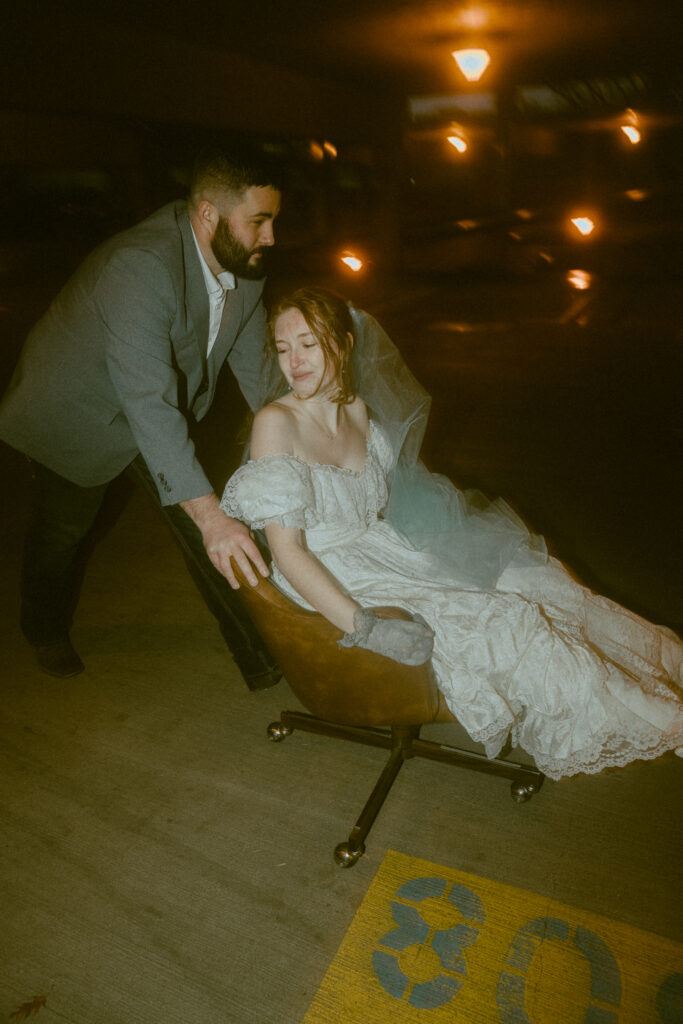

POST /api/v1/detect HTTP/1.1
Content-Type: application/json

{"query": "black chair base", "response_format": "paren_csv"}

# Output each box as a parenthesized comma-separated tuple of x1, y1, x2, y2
(267, 710, 545, 867)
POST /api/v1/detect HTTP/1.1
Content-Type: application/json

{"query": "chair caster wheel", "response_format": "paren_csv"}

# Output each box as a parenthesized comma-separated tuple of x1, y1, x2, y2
(267, 721, 292, 742)
(334, 842, 365, 868)
(510, 779, 540, 803)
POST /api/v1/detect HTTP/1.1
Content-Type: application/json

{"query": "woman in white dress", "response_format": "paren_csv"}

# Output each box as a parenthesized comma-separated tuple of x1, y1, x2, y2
(221, 287, 683, 780)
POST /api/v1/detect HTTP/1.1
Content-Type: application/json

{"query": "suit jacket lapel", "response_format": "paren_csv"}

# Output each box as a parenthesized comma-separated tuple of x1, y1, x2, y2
(209, 286, 245, 382)
(178, 206, 210, 367)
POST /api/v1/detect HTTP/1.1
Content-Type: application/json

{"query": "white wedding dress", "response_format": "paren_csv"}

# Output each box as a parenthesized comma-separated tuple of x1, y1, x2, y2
(221, 420, 683, 780)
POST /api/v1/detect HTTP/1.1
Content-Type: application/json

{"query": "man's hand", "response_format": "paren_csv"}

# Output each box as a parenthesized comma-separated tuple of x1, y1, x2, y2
(179, 493, 269, 589)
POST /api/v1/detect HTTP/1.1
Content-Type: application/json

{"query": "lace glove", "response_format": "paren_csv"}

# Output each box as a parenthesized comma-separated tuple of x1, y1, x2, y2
(338, 607, 434, 666)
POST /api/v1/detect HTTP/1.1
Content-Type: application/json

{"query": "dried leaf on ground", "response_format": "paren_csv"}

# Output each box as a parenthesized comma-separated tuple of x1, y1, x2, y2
(9, 996, 47, 1020)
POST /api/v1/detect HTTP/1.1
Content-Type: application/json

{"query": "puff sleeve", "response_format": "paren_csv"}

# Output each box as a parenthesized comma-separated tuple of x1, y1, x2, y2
(220, 455, 319, 530)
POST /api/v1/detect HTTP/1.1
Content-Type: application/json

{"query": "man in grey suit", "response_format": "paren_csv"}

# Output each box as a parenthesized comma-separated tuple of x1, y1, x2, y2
(0, 144, 283, 688)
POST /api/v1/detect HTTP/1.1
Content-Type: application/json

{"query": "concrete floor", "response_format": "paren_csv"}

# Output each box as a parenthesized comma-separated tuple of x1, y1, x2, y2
(1, 264, 682, 1022)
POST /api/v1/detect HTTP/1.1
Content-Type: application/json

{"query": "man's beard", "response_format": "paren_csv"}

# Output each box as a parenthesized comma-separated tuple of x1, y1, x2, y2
(211, 217, 268, 280)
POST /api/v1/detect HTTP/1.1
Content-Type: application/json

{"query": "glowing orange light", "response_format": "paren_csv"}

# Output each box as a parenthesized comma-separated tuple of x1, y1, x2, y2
(452, 48, 490, 82)
(309, 141, 324, 161)
(447, 134, 468, 153)
(456, 7, 488, 30)
(515, 209, 533, 220)
(456, 219, 479, 230)
(323, 140, 338, 158)
(625, 189, 648, 201)
(620, 125, 641, 144)
(567, 269, 592, 291)
(571, 217, 595, 237)
(340, 252, 363, 272)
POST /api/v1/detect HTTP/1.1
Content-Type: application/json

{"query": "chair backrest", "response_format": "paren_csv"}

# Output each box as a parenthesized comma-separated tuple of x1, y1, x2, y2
(235, 569, 443, 726)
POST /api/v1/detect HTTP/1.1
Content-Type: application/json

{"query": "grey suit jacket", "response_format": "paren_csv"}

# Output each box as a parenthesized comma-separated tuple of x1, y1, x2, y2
(0, 201, 267, 504)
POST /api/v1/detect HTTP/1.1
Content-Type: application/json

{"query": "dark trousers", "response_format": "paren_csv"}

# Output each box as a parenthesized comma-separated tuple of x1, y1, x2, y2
(20, 456, 279, 687)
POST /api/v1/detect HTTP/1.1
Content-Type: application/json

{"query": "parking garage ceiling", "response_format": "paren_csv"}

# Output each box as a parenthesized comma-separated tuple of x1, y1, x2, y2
(33, 0, 683, 98)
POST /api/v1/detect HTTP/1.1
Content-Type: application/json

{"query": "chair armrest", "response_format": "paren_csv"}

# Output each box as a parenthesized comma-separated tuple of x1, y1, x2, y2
(234, 568, 443, 726)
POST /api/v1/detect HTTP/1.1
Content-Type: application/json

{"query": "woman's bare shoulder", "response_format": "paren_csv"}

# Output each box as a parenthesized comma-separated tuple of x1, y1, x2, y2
(251, 400, 298, 458)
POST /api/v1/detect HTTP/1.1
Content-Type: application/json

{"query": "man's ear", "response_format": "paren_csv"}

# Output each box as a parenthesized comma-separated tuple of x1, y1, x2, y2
(196, 199, 218, 230)
(347, 331, 354, 349)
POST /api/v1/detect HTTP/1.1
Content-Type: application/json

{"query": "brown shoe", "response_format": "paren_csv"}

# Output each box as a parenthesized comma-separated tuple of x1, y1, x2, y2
(33, 641, 85, 678)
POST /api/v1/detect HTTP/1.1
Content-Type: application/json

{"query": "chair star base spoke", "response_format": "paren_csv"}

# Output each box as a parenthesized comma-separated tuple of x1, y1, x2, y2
(268, 710, 544, 866)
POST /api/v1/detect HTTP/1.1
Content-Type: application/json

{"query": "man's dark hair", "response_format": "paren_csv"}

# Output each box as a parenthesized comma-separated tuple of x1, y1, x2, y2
(189, 142, 284, 205)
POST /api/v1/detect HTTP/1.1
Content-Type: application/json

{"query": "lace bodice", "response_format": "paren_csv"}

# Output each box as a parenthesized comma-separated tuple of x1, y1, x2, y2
(221, 419, 393, 552)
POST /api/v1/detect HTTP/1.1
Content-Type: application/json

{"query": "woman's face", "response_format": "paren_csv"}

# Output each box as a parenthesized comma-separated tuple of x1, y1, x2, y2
(273, 307, 339, 399)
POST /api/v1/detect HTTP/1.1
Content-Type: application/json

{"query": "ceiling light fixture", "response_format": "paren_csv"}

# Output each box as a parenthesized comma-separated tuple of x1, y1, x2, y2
(448, 134, 468, 153)
(452, 48, 490, 82)
(620, 125, 641, 144)
(571, 216, 595, 237)
(340, 251, 363, 272)
(447, 123, 468, 153)
(619, 110, 641, 145)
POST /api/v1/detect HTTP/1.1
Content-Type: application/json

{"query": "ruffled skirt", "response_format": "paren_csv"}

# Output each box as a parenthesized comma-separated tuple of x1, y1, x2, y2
(273, 517, 683, 781)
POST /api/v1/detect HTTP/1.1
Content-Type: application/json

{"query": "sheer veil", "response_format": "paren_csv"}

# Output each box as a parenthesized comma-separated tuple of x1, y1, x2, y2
(255, 302, 547, 587)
